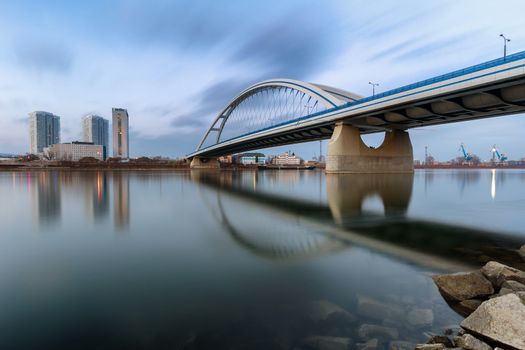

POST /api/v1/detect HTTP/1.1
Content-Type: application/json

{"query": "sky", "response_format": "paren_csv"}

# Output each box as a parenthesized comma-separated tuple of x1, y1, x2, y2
(0, 0, 524, 161)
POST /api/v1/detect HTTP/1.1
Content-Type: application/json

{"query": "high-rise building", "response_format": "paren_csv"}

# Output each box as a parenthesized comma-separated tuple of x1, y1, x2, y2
(83, 115, 109, 159)
(112, 108, 129, 158)
(29, 111, 60, 154)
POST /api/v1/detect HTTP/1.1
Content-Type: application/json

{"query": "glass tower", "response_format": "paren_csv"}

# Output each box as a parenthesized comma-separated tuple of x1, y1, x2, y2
(29, 111, 60, 154)
(112, 108, 129, 159)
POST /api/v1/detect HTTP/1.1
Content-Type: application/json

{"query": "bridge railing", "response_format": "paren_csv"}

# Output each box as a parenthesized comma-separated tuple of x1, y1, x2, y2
(355, 49, 525, 105)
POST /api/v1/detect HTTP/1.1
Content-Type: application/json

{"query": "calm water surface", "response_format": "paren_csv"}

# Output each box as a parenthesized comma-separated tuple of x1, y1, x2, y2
(0, 169, 524, 349)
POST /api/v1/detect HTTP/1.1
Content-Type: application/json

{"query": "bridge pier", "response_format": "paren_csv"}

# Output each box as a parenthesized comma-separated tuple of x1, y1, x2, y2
(326, 123, 413, 174)
(189, 157, 220, 169)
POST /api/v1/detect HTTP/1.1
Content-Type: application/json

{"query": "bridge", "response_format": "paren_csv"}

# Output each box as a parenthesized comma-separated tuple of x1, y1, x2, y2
(188, 50, 525, 172)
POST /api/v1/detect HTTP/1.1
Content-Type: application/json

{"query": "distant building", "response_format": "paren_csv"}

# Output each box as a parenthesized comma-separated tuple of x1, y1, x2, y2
(237, 152, 266, 165)
(45, 142, 104, 161)
(219, 155, 233, 163)
(29, 111, 60, 154)
(83, 115, 109, 158)
(272, 152, 302, 165)
(112, 108, 129, 158)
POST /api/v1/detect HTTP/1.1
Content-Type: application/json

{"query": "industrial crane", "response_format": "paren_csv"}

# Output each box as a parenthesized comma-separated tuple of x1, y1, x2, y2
(491, 145, 508, 162)
(460, 143, 473, 161)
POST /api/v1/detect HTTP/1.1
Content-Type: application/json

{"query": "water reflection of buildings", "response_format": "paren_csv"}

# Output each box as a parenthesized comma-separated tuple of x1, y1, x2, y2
(193, 171, 524, 271)
(113, 172, 130, 230)
(83, 172, 109, 221)
(31, 171, 62, 226)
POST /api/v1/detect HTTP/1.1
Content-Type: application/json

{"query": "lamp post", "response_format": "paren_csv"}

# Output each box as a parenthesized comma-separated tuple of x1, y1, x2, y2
(500, 34, 511, 60)
(368, 82, 379, 97)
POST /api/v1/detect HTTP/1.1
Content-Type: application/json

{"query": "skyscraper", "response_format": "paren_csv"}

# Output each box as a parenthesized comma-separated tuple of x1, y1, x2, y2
(112, 108, 129, 158)
(83, 115, 109, 158)
(29, 111, 60, 154)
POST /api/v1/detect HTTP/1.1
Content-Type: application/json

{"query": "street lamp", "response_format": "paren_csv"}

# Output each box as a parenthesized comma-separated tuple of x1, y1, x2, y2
(499, 34, 511, 60)
(368, 81, 379, 97)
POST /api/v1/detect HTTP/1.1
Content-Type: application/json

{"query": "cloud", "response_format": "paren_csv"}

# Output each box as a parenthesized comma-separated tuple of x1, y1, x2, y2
(13, 39, 74, 74)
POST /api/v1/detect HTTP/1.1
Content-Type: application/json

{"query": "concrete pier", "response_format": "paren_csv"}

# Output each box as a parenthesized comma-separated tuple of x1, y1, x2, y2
(189, 157, 220, 169)
(326, 123, 413, 174)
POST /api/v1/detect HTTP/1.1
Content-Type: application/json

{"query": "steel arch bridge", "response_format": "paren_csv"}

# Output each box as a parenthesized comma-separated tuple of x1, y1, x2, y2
(195, 79, 362, 155)
(188, 50, 525, 165)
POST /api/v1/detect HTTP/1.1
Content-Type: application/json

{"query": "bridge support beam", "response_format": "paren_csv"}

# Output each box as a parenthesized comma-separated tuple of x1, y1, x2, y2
(189, 157, 220, 169)
(326, 123, 413, 173)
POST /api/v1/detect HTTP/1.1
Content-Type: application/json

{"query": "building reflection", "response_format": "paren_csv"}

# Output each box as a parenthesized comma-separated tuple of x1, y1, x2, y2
(83, 172, 109, 221)
(113, 172, 130, 231)
(31, 171, 62, 226)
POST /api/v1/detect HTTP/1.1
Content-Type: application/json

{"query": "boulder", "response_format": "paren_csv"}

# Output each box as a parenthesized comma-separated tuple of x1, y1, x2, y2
(356, 338, 378, 350)
(307, 300, 355, 323)
(501, 280, 525, 293)
(302, 336, 353, 350)
(454, 334, 492, 350)
(461, 293, 525, 349)
(427, 335, 454, 347)
(406, 308, 433, 327)
(481, 261, 525, 288)
(432, 271, 494, 301)
(356, 295, 404, 321)
(453, 299, 483, 317)
(357, 324, 398, 341)
(415, 344, 445, 350)
(519, 245, 525, 261)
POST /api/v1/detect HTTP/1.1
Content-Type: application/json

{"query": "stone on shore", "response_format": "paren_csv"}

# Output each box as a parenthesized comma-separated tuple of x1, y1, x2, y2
(501, 280, 525, 292)
(307, 300, 355, 323)
(461, 293, 525, 350)
(454, 334, 492, 350)
(453, 299, 483, 317)
(519, 245, 525, 261)
(302, 336, 353, 350)
(357, 324, 399, 341)
(356, 295, 404, 321)
(481, 261, 525, 287)
(427, 335, 454, 347)
(432, 271, 494, 301)
(406, 308, 433, 327)
(414, 344, 445, 350)
(356, 338, 378, 350)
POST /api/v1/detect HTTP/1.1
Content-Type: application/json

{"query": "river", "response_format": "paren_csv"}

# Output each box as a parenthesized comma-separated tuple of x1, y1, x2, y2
(0, 169, 524, 349)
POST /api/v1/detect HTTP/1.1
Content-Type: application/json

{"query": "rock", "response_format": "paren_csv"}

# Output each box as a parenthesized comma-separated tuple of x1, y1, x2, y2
(414, 344, 445, 350)
(356, 295, 404, 321)
(356, 338, 378, 350)
(461, 293, 525, 349)
(427, 335, 454, 347)
(453, 299, 483, 317)
(519, 245, 525, 261)
(497, 287, 512, 296)
(307, 300, 355, 323)
(432, 271, 494, 301)
(454, 334, 492, 350)
(442, 325, 461, 335)
(481, 261, 525, 288)
(302, 336, 353, 350)
(357, 324, 399, 341)
(407, 308, 433, 327)
(389, 340, 414, 350)
(501, 280, 525, 292)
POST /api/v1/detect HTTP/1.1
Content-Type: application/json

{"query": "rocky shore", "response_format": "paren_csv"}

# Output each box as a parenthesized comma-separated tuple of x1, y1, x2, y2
(425, 260, 525, 350)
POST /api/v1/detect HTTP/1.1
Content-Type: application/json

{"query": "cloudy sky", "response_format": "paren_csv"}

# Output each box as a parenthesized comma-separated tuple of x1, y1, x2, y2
(0, 0, 524, 161)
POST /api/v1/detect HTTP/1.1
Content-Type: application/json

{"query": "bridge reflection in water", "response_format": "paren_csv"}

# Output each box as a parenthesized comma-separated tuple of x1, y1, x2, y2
(192, 170, 524, 272)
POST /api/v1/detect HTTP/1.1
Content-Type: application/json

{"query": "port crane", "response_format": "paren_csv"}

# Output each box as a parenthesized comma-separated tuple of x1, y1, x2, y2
(460, 143, 473, 161)
(491, 145, 508, 162)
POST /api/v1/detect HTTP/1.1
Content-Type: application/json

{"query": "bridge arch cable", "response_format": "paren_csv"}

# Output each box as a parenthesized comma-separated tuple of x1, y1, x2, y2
(196, 80, 347, 151)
